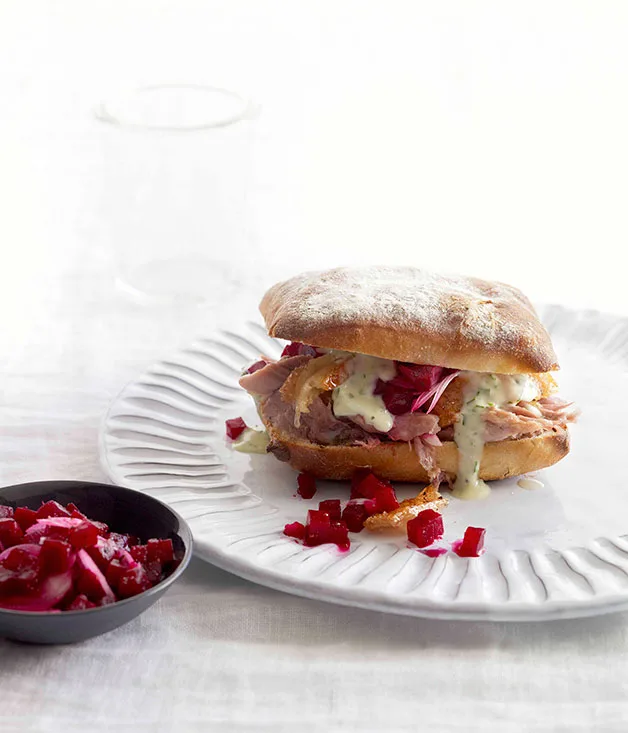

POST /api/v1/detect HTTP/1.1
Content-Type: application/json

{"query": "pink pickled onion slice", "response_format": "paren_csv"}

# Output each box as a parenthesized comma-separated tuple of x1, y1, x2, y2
(411, 370, 460, 414)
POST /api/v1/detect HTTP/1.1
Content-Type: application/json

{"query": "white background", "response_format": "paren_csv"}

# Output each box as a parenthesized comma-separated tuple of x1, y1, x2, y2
(1, 2, 628, 731)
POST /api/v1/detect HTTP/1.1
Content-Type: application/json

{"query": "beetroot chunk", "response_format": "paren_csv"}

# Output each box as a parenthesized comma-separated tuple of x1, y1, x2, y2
(40, 538, 73, 575)
(14, 507, 38, 531)
(351, 472, 399, 513)
(0, 519, 24, 548)
(75, 549, 116, 603)
(117, 566, 151, 598)
(225, 417, 247, 440)
(130, 544, 148, 564)
(283, 522, 306, 540)
(341, 501, 373, 533)
(407, 509, 444, 549)
(69, 521, 100, 550)
(146, 538, 175, 564)
(453, 527, 486, 557)
(318, 499, 341, 521)
(66, 593, 96, 611)
(296, 473, 317, 500)
(36, 501, 71, 519)
(304, 510, 350, 550)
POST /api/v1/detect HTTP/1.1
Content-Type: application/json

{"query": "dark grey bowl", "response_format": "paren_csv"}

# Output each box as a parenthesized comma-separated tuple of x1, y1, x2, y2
(0, 480, 193, 644)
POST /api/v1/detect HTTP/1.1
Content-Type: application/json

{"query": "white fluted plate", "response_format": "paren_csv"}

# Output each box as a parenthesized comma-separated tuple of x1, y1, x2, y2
(100, 305, 628, 621)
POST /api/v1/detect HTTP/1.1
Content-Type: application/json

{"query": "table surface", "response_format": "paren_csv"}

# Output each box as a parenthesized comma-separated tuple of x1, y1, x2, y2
(2, 2, 628, 731)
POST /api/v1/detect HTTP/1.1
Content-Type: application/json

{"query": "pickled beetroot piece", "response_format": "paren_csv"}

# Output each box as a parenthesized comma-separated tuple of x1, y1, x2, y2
(296, 472, 317, 499)
(75, 549, 115, 603)
(36, 500, 71, 519)
(341, 501, 372, 533)
(453, 527, 486, 557)
(351, 472, 399, 513)
(146, 538, 175, 564)
(350, 469, 372, 499)
(130, 544, 148, 564)
(280, 342, 320, 358)
(407, 510, 444, 549)
(105, 558, 134, 589)
(225, 417, 247, 440)
(68, 520, 100, 549)
(304, 510, 350, 550)
(117, 565, 151, 598)
(0, 519, 24, 548)
(66, 593, 96, 611)
(318, 499, 341, 521)
(40, 538, 73, 575)
(14, 506, 38, 531)
(0, 506, 14, 519)
(283, 522, 306, 540)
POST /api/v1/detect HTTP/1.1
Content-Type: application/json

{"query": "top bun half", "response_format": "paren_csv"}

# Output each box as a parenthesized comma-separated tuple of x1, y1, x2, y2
(260, 266, 558, 374)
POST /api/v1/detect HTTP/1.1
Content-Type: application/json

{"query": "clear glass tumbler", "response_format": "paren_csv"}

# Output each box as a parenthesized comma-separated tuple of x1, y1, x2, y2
(94, 84, 257, 304)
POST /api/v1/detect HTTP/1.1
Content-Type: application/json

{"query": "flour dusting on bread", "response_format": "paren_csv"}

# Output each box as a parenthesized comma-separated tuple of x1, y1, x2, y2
(260, 266, 558, 374)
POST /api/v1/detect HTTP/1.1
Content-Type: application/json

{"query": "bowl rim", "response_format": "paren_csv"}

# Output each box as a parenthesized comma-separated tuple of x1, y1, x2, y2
(0, 479, 194, 617)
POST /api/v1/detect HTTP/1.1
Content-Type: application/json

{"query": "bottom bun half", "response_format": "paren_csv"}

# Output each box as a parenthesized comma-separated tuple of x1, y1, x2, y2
(266, 429, 569, 482)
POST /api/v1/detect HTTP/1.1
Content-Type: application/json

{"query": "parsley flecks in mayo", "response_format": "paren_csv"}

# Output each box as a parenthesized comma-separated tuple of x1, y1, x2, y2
(453, 373, 541, 500)
(332, 354, 396, 433)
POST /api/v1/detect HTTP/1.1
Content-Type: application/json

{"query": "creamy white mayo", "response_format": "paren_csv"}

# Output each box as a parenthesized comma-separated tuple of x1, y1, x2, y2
(233, 428, 270, 454)
(517, 477, 544, 491)
(453, 373, 541, 500)
(332, 354, 396, 432)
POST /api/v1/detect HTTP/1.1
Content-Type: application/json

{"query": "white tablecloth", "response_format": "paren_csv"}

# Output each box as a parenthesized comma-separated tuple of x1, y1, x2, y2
(2, 2, 628, 731)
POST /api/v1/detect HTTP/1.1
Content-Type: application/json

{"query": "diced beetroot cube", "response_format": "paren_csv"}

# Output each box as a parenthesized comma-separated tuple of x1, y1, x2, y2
(341, 501, 372, 533)
(66, 593, 96, 611)
(14, 506, 38, 531)
(350, 468, 373, 499)
(117, 565, 151, 598)
(283, 521, 306, 540)
(36, 500, 71, 519)
(407, 509, 444, 549)
(40, 538, 73, 575)
(92, 521, 109, 537)
(246, 359, 267, 374)
(304, 509, 330, 546)
(453, 527, 486, 558)
(0, 544, 41, 596)
(296, 472, 317, 499)
(329, 521, 350, 551)
(75, 549, 116, 602)
(351, 473, 399, 513)
(281, 342, 320, 358)
(69, 507, 88, 520)
(318, 499, 341, 521)
(105, 558, 128, 589)
(0, 543, 40, 572)
(108, 532, 130, 550)
(146, 538, 175, 564)
(68, 521, 100, 550)
(304, 510, 350, 550)
(0, 506, 14, 519)
(130, 544, 148, 564)
(0, 519, 24, 548)
(225, 417, 247, 440)
(144, 561, 162, 584)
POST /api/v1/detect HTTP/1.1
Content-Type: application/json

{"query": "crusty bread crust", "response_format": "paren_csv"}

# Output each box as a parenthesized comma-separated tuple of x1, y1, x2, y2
(267, 430, 569, 482)
(260, 266, 558, 374)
